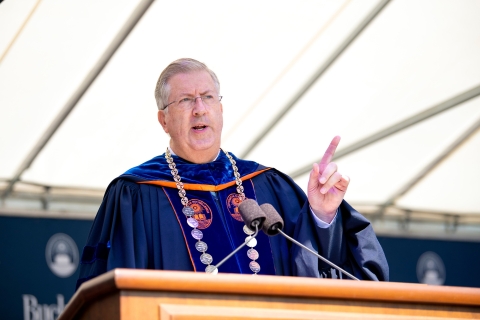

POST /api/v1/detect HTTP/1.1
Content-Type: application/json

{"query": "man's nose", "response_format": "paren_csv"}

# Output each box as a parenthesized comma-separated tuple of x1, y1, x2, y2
(193, 97, 207, 115)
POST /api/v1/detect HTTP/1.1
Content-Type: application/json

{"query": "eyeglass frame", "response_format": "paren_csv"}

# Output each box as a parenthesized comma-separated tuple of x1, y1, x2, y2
(163, 95, 223, 110)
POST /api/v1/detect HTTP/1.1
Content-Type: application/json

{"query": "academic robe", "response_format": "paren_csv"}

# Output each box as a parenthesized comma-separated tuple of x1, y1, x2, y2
(76, 151, 388, 290)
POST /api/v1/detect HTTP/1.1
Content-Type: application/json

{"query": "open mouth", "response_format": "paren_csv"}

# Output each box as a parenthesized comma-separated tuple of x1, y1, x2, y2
(192, 125, 207, 131)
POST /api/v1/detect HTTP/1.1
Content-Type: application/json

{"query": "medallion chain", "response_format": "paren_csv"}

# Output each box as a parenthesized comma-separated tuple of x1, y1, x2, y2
(165, 148, 260, 274)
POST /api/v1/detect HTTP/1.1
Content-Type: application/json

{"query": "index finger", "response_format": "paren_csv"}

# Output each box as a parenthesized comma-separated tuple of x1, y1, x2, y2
(319, 136, 341, 170)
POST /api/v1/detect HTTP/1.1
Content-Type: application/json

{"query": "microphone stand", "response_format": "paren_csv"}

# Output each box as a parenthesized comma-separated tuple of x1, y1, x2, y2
(209, 223, 259, 273)
(276, 228, 360, 281)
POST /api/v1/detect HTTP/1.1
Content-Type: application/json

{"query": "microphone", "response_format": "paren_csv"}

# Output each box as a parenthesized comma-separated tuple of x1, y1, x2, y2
(208, 199, 266, 273)
(259, 203, 360, 281)
(238, 199, 266, 231)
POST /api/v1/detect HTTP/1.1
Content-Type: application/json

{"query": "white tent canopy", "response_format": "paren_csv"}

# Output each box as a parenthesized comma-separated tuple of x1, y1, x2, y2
(1, 0, 479, 239)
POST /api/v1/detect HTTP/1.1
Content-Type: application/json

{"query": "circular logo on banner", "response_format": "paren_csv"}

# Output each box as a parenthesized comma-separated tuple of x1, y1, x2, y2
(226, 193, 244, 222)
(45, 233, 79, 278)
(189, 199, 212, 229)
(416, 251, 446, 285)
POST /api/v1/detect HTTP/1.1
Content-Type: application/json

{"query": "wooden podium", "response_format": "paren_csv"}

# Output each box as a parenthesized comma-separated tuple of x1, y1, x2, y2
(60, 269, 480, 319)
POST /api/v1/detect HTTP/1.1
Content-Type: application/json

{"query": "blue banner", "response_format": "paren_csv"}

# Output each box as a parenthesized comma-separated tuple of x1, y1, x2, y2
(378, 235, 480, 287)
(1, 215, 479, 320)
(0, 215, 92, 320)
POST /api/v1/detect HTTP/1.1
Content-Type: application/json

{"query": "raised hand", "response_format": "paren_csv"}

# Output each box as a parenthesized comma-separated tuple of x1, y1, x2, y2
(307, 136, 350, 223)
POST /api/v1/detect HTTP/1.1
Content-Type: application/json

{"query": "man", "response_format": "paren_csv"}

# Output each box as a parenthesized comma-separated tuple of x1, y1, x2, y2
(76, 58, 388, 289)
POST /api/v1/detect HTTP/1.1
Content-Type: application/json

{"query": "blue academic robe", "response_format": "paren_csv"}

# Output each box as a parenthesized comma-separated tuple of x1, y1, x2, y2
(76, 151, 388, 290)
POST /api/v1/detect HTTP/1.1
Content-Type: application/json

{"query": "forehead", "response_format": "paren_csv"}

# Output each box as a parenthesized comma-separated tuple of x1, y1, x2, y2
(168, 71, 216, 96)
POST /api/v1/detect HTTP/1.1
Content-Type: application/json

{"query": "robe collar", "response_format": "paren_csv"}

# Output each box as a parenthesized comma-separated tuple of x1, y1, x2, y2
(120, 150, 268, 190)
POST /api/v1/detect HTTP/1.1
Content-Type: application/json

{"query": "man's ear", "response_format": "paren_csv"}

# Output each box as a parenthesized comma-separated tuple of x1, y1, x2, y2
(158, 110, 168, 133)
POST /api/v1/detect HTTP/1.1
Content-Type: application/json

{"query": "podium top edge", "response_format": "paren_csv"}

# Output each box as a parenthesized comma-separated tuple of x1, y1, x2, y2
(113, 269, 480, 305)
(59, 269, 480, 320)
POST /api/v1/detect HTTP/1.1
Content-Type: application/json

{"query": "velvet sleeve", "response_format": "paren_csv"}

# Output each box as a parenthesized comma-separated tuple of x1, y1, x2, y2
(75, 179, 148, 290)
(292, 200, 389, 280)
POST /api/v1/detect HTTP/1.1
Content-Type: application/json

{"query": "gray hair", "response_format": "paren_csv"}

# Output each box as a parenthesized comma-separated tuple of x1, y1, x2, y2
(154, 58, 220, 110)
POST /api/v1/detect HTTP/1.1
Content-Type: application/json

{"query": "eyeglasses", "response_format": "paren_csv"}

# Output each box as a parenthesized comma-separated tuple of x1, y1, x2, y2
(163, 95, 223, 110)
